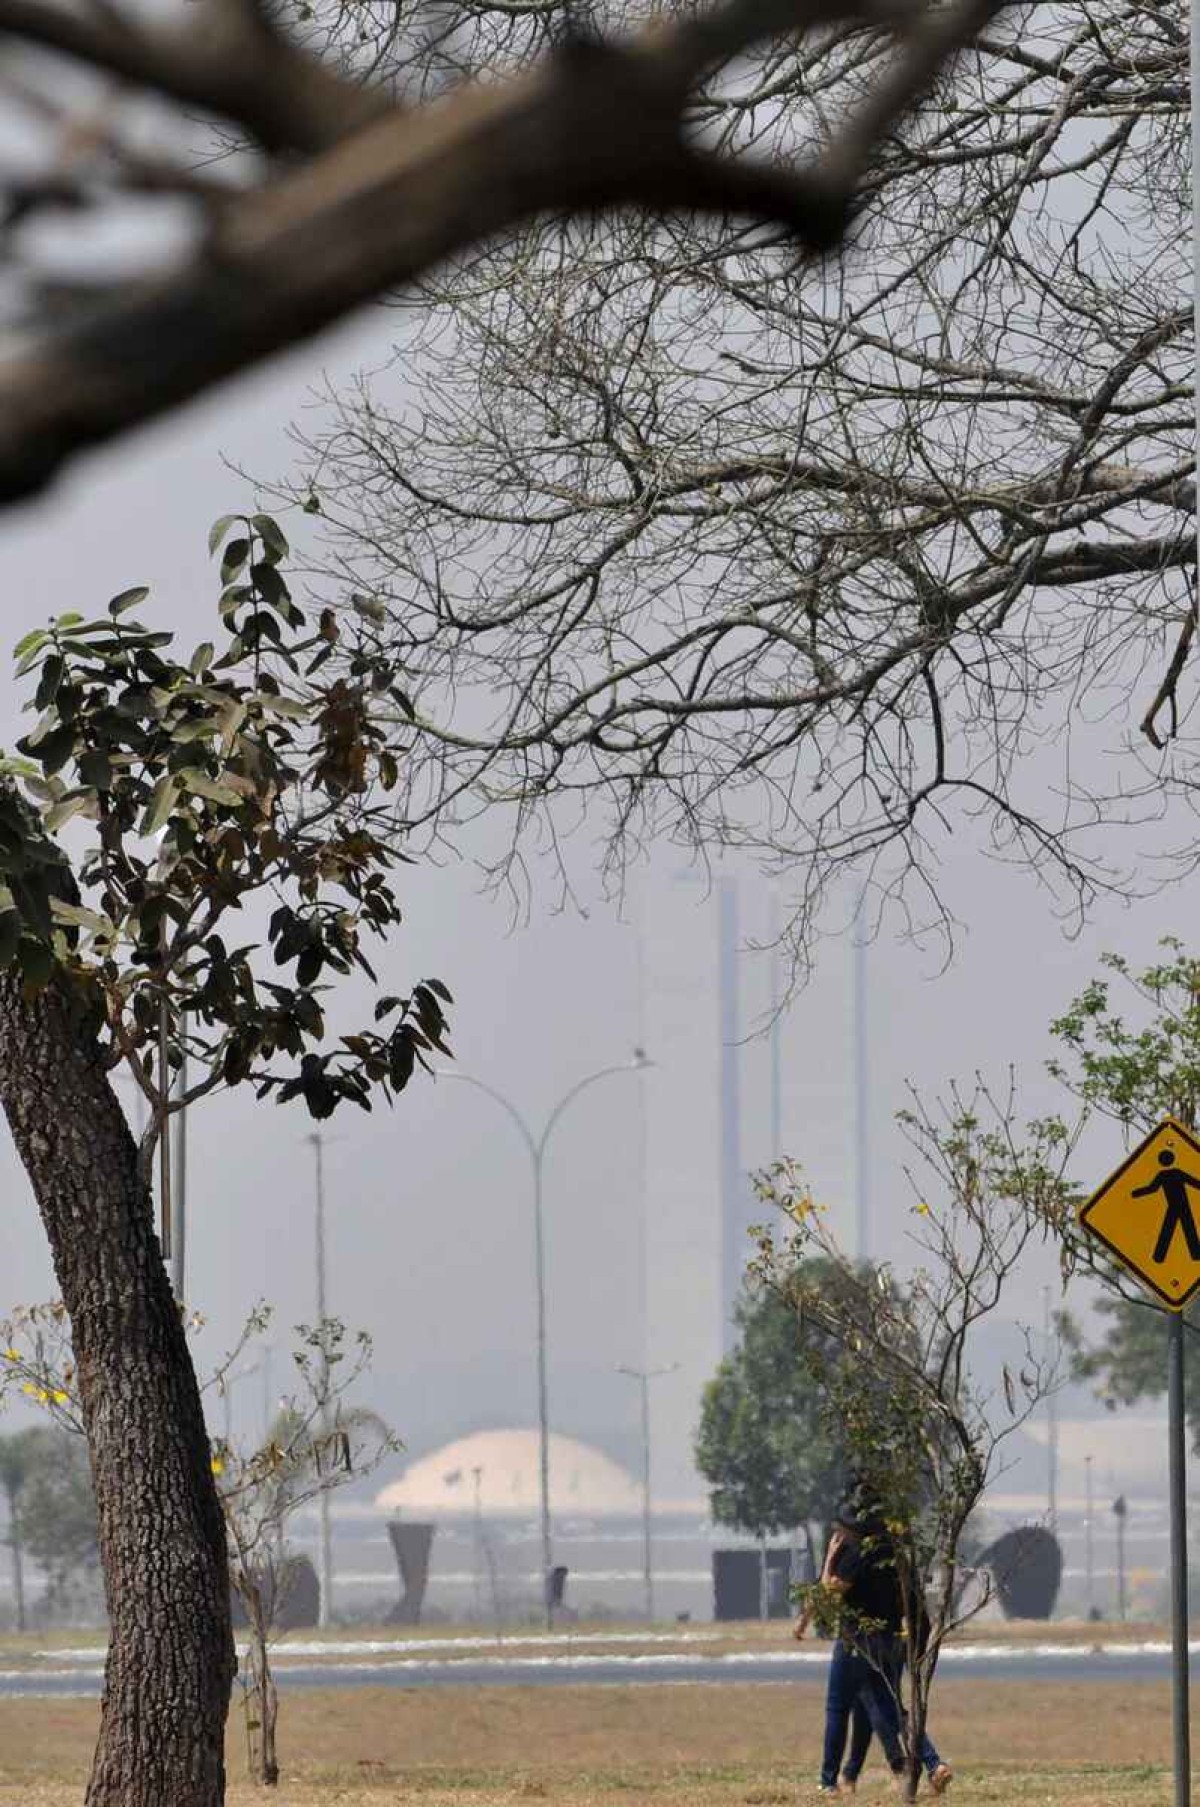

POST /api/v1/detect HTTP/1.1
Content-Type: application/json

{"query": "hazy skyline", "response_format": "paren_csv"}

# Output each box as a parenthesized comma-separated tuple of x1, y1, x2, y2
(0, 306, 1188, 1514)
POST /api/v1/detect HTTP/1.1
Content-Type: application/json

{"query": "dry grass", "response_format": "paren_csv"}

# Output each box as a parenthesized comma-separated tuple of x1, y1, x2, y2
(0, 1677, 1186, 1805)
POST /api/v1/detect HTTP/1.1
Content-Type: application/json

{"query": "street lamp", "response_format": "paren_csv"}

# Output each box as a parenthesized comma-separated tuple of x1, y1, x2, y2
(306, 1130, 334, 1629)
(442, 1050, 652, 1627)
(617, 1361, 678, 1623)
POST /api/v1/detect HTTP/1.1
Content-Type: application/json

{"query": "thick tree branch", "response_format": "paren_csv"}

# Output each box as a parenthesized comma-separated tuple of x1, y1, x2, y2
(0, 0, 1009, 504)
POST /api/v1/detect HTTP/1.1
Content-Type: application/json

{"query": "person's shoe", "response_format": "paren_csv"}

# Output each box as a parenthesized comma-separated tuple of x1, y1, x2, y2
(929, 1765, 954, 1795)
(838, 1776, 858, 1796)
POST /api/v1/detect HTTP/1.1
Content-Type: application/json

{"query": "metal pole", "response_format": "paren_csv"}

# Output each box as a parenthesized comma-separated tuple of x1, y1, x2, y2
(1168, 1312, 1191, 1807)
(171, 1044, 187, 1301)
(472, 1466, 484, 1624)
(851, 893, 869, 1262)
(1084, 1454, 1094, 1618)
(1114, 1495, 1127, 1622)
(618, 1363, 677, 1622)
(442, 1059, 649, 1631)
(310, 1132, 334, 1630)
(769, 892, 782, 1167)
(157, 981, 173, 1264)
(1043, 1286, 1058, 1533)
(532, 1145, 553, 1627)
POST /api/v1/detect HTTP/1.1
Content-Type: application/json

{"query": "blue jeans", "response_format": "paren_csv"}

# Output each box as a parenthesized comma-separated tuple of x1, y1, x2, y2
(820, 1636, 944, 1787)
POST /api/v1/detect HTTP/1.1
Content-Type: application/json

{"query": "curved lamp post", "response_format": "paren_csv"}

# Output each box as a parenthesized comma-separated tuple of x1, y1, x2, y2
(443, 1051, 651, 1626)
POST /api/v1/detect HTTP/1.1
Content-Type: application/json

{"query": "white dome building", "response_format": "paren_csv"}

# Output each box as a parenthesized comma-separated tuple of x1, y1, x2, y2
(375, 1427, 642, 1518)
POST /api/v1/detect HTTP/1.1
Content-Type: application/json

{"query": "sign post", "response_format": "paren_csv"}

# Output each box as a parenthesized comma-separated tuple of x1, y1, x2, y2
(1079, 1116, 1197, 1807)
(1169, 1312, 1190, 1807)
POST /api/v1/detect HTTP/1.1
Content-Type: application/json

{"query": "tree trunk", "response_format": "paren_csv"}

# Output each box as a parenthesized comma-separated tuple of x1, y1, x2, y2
(0, 970, 234, 1805)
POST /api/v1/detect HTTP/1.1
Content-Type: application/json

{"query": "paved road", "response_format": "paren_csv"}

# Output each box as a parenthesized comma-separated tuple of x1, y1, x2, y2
(1, 1638, 1191, 1698)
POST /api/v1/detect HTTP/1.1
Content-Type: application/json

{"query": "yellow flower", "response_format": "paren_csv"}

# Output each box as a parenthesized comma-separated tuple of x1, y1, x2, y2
(4, 1348, 18, 1362)
(51, 1390, 69, 1405)
(915, 1202, 931, 1217)
(210, 1456, 225, 1476)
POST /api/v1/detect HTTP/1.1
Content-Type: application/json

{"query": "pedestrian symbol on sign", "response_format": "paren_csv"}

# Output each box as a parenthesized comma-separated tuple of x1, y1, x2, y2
(1078, 1117, 1200, 1311)
(1132, 1150, 1200, 1265)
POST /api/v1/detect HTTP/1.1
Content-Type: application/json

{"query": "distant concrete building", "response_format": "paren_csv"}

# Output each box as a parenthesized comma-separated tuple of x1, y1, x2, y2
(376, 1428, 642, 1518)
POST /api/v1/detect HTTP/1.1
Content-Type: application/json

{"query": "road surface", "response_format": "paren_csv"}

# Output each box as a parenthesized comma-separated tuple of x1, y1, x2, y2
(1, 1634, 1191, 1698)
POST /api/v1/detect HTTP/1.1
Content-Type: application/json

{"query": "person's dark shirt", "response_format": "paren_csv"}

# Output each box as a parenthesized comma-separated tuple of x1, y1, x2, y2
(828, 1525, 904, 1635)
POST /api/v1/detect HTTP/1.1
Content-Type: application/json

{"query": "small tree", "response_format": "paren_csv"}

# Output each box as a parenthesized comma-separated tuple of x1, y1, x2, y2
(757, 1090, 1073, 1801)
(212, 1311, 397, 1787)
(695, 1270, 854, 1579)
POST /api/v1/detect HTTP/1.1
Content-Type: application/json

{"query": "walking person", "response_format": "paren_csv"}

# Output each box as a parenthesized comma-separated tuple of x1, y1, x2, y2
(795, 1524, 873, 1795)
(804, 1501, 953, 1797)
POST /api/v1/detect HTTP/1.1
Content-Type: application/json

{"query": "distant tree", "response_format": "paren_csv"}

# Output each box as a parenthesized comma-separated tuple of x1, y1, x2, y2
(695, 1269, 853, 1572)
(0, 519, 449, 1804)
(760, 1090, 1073, 1802)
(15, 1428, 100, 1619)
(0, 1426, 41, 1630)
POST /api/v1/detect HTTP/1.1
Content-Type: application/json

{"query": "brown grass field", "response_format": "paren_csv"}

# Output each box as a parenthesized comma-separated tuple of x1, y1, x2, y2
(0, 1672, 1187, 1807)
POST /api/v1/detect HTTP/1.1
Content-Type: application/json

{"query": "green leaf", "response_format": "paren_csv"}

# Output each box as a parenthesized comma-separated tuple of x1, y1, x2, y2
(53, 612, 84, 629)
(50, 899, 115, 937)
(12, 629, 48, 663)
(256, 694, 309, 720)
(208, 514, 242, 555)
(251, 562, 290, 612)
(44, 792, 95, 833)
(219, 538, 252, 586)
(31, 724, 77, 777)
(252, 515, 290, 563)
(108, 586, 150, 617)
(178, 769, 243, 807)
(190, 642, 214, 677)
(172, 718, 219, 743)
(139, 774, 178, 837)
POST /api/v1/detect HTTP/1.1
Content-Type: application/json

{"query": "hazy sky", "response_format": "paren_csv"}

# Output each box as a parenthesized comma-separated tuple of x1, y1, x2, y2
(0, 304, 1187, 1509)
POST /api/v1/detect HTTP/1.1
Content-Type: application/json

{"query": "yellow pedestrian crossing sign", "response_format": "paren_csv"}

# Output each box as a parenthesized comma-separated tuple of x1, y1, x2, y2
(1079, 1117, 1200, 1311)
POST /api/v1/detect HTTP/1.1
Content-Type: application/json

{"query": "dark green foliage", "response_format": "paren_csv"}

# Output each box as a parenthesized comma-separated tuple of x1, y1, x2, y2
(0, 513, 451, 1123)
(694, 1268, 849, 1541)
(1065, 1291, 1200, 1451)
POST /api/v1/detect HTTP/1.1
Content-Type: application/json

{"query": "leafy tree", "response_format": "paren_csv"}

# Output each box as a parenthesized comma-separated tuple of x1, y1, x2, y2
(0, 520, 449, 1806)
(695, 1269, 854, 1571)
(759, 1091, 1073, 1801)
(0, 1426, 41, 1630)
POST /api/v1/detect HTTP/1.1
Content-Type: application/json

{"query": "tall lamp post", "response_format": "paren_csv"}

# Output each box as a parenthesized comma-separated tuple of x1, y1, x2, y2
(307, 1131, 334, 1629)
(617, 1362, 678, 1623)
(443, 1052, 651, 1627)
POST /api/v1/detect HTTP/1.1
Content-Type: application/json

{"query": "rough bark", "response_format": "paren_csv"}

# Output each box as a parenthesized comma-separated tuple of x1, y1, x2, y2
(0, 968, 234, 1807)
